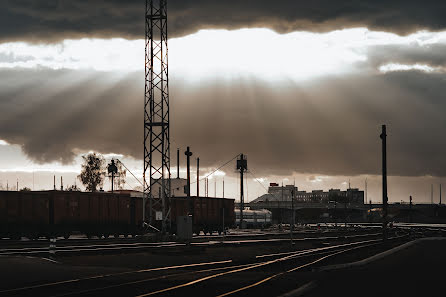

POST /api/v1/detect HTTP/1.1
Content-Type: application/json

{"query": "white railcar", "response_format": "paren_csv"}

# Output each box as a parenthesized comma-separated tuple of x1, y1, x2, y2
(235, 209, 272, 228)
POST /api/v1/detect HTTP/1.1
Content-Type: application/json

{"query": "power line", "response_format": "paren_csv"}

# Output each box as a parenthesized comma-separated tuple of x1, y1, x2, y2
(190, 154, 240, 185)
(116, 159, 144, 187)
(248, 169, 269, 193)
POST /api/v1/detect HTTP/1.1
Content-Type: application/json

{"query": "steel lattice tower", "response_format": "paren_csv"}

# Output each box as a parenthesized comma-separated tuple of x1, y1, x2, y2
(144, 0, 171, 232)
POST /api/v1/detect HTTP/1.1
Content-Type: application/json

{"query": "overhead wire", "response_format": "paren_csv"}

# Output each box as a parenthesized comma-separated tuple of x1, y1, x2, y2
(190, 153, 240, 185)
(116, 159, 144, 187)
(247, 169, 269, 193)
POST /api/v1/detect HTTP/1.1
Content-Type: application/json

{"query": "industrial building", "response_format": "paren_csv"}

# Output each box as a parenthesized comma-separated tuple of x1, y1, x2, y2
(251, 184, 364, 205)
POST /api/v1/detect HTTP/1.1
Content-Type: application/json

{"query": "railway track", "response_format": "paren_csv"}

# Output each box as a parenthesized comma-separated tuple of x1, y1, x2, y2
(0, 235, 408, 297)
(0, 231, 387, 256)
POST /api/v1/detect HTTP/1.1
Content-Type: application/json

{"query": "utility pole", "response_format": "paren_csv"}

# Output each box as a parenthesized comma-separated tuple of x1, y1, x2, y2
(237, 154, 248, 229)
(144, 0, 171, 232)
(185, 147, 192, 198)
(365, 178, 368, 205)
(380, 125, 388, 240)
(53, 175, 56, 190)
(177, 148, 180, 179)
(431, 184, 433, 205)
(281, 181, 285, 225)
(409, 195, 413, 223)
(290, 184, 295, 245)
(196, 157, 199, 197)
(440, 184, 442, 205)
(60, 176, 63, 191)
(223, 178, 225, 198)
(185, 147, 193, 217)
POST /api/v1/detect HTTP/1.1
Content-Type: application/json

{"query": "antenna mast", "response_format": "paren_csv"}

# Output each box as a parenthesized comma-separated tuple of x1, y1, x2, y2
(144, 0, 171, 232)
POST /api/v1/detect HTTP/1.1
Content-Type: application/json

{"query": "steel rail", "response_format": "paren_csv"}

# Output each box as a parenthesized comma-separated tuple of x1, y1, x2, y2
(0, 236, 400, 295)
(133, 236, 404, 297)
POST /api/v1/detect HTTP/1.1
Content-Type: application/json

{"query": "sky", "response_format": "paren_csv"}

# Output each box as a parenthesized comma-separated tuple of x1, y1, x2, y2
(1, 1, 446, 203)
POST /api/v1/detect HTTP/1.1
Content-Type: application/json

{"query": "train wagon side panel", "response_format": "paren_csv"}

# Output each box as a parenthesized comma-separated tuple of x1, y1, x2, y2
(53, 193, 68, 226)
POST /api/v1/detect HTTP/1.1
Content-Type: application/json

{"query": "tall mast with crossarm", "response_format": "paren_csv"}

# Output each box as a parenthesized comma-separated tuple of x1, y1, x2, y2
(144, 0, 171, 233)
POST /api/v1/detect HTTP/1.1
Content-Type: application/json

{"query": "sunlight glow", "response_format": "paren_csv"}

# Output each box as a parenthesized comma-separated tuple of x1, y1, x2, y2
(379, 63, 440, 73)
(1, 28, 446, 81)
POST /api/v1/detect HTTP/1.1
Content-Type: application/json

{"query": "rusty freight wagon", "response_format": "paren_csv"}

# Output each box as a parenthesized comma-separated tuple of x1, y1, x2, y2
(170, 196, 235, 235)
(0, 191, 235, 239)
(0, 191, 143, 239)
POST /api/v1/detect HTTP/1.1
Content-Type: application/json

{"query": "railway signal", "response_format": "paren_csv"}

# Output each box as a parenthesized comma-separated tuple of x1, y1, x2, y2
(237, 154, 248, 228)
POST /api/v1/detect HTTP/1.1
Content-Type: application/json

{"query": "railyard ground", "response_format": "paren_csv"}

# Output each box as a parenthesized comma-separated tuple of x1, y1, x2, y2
(0, 229, 444, 296)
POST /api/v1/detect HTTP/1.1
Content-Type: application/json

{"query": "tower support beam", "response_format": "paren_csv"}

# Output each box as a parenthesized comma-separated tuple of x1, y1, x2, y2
(144, 0, 171, 233)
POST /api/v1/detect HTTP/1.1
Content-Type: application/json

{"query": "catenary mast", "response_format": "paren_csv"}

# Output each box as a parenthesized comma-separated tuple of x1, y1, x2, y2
(144, 0, 171, 232)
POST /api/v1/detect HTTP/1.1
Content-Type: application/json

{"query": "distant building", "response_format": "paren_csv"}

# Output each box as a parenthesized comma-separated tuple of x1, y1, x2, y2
(251, 183, 364, 205)
(129, 178, 188, 198)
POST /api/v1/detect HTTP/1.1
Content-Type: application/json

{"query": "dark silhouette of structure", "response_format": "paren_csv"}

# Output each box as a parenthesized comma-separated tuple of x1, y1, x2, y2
(380, 124, 388, 239)
(107, 159, 118, 193)
(237, 154, 248, 228)
(143, 0, 171, 232)
(196, 157, 200, 197)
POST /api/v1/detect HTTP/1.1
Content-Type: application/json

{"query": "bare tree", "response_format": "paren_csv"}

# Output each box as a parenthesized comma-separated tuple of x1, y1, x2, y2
(115, 161, 127, 190)
(66, 184, 81, 191)
(78, 153, 105, 192)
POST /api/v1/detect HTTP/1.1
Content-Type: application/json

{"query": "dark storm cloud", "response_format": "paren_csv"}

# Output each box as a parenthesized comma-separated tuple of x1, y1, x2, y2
(0, 68, 143, 163)
(1, 0, 446, 42)
(1, 66, 446, 177)
(365, 43, 446, 69)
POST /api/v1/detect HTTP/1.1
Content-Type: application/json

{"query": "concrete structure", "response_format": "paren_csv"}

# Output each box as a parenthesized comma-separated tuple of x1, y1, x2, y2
(144, 178, 187, 199)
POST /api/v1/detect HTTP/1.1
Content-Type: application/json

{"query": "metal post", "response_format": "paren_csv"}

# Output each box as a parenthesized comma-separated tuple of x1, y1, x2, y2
(431, 184, 433, 204)
(281, 181, 284, 225)
(196, 157, 199, 197)
(380, 125, 388, 240)
(240, 159, 244, 229)
(237, 154, 247, 229)
(365, 178, 368, 205)
(177, 148, 180, 179)
(185, 147, 193, 217)
(291, 187, 295, 245)
(335, 201, 337, 227)
(49, 237, 56, 258)
(185, 147, 192, 198)
(222, 207, 225, 236)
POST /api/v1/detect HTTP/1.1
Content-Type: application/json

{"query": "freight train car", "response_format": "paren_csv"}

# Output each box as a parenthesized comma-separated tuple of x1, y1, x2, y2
(0, 191, 235, 239)
(0, 191, 142, 239)
(171, 196, 235, 235)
